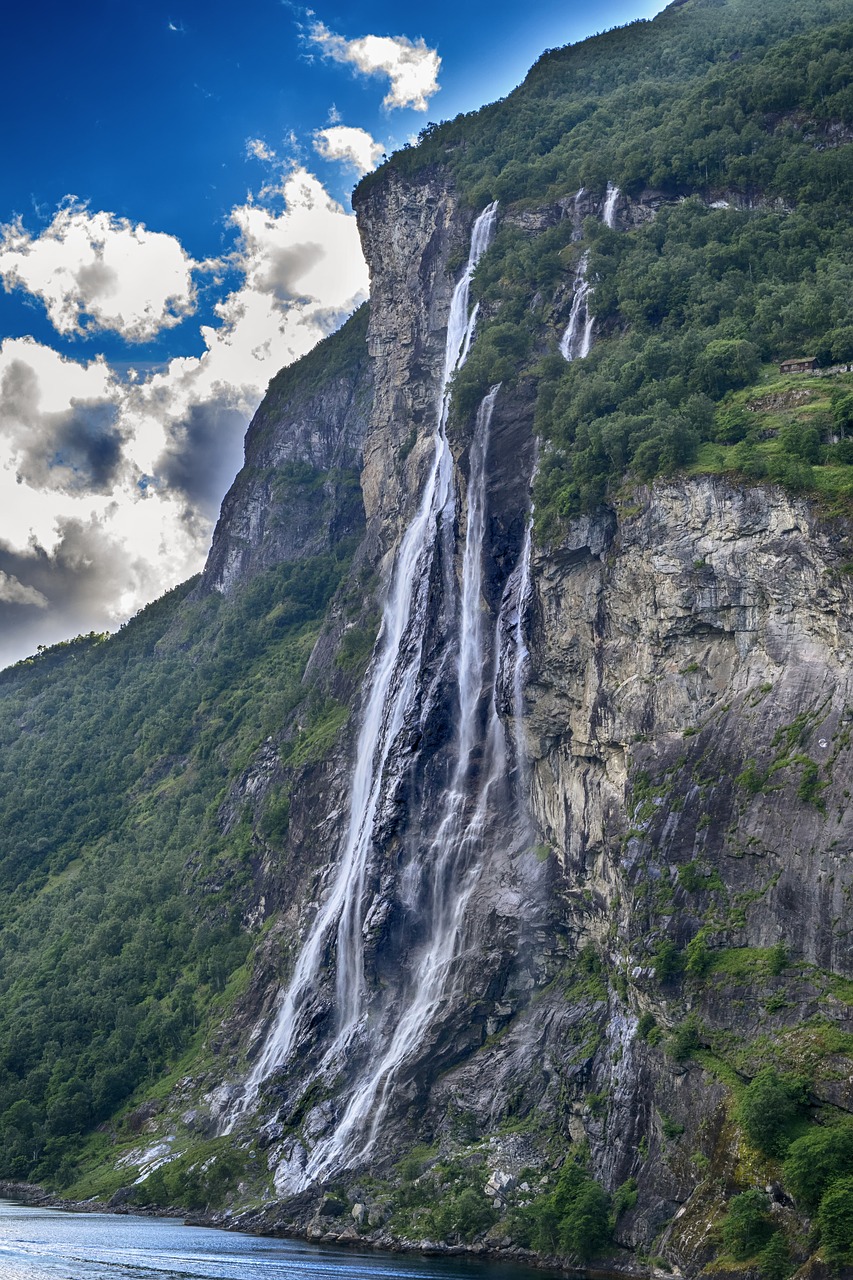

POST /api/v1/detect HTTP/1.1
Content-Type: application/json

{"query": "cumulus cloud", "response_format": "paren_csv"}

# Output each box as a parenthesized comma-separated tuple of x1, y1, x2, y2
(0, 357, 125, 494)
(313, 125, 384, 175)
(0, 570, 47, 608)
(0, 168, 369, 668)
(247, 138, 277, 163)
(309, 21, 440, 111)
(0, 201, 197, 341)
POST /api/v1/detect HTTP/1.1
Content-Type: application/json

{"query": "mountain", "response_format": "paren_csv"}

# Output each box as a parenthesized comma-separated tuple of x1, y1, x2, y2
(2, 0, 853, 1273)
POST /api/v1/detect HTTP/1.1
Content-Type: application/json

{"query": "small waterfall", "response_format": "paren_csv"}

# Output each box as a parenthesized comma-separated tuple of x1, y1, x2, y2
(224, 202, 499, 1134)
(603, 181, 620, 229)
(572, 187, 586, 241)
(559, 253, 594, 362)
(559, 184, 620, 363)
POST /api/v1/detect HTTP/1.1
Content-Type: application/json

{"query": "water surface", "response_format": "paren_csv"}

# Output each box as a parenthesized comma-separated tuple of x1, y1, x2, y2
(0, 1199, 560, 1280)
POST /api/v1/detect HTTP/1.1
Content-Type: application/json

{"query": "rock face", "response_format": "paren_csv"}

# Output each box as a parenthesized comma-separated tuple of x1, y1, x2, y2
(144, 165, 853, 1274)
(530, 478, 853, 970)
(200, 306, 373, 595)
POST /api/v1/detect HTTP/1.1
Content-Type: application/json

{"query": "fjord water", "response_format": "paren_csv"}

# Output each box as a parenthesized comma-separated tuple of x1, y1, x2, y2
(0, 1200, 556, 1280)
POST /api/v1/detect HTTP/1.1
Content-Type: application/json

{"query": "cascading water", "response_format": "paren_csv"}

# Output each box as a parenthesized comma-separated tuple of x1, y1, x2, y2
(559, 253, 595, 362)
(511, 511, 533, 770)
(303, 382, 507, 1183)
(572, 186, 586, 240)
(603, 181, 620, 228)
(223, 202, 499, 1137)
(559, 182, 620, 363)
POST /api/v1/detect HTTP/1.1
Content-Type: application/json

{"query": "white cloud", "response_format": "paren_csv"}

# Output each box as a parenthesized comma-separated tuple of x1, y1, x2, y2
(313, 125, 384, 175)
(309, 21, 440, 111)
(0, 571, 47, 608)
(0, 168, 369, 667)
(247, 138, 277, 163)
(0, 201, 197, 342)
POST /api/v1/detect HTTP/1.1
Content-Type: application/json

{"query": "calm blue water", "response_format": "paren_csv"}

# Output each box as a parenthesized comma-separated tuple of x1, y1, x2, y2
(0, 1199, 559, 1280)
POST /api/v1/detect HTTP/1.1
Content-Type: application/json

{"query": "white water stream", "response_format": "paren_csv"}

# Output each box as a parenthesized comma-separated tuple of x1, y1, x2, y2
(603, 181, 620, 228)
(559, 252, 594, 362)
(225, 204, 500, 1143)
(304, 381, 507, 1183)
(559, 182, 620, 363)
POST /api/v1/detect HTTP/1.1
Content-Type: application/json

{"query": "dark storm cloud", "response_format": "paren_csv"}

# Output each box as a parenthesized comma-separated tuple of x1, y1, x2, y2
(154, 399, 248, 520)
(0, 358, 125, 494)
(0, 523, 134, 668)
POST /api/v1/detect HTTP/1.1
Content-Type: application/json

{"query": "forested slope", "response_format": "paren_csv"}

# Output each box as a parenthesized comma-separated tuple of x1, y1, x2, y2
(0, 315, 371, 1186)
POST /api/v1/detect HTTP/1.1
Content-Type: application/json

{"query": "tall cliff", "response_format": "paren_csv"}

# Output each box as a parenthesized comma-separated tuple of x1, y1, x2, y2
(1, 1, 853, 1276)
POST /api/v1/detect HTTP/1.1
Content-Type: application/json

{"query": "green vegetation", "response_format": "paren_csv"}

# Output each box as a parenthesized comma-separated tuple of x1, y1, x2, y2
(358, 0, 853, 531)
(782, 1120, 853, 1210)
(0, 520, 359, 1185)
(678, 861, 724, 894)
(252, 303, 370, 444)
(721, 1189, 775, 1259)
(816, 1175, 853, 1266)
(668, 1015, 702, 1063)
(133, 1139, 252, 1211)
(508, 1158, 612, 1260)
(736, 1068, 809, 1156)
(427, 1181, 498, 1243)
(653, 938, 684, 984)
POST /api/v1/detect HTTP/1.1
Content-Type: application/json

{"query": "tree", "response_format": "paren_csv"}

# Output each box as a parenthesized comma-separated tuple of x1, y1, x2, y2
(721, 1190, 774, 1259)
(736, 1068, 807, 1157)
(817, 1176, 853, 1266)
(695, 340, 760, 398)
(782, 1122, 853, 1211)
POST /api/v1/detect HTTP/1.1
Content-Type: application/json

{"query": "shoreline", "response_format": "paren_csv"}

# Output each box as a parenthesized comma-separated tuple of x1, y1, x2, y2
(0, 1180, 643, 1279)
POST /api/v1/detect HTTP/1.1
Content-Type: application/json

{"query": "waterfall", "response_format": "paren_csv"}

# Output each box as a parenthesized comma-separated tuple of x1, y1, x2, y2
(511, 510, 533, 769)
(572, 186, 586, 241)
(603, 181, 620, 228)
(559, 253, 594, 362)
(303, 381, 506, 1183)
(560, 183, 620, 362)
(223, 202, 499, 1134)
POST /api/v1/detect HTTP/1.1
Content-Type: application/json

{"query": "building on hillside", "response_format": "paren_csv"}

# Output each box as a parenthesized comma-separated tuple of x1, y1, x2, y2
(780, 357, 819, 374)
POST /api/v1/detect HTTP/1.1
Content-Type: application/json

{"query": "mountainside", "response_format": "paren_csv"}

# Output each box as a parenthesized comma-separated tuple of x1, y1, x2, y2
(2, 0, 853, 1275)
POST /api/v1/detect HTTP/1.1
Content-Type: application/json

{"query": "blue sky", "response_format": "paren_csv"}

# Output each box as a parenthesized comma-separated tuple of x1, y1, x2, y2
(0, 0, 666, 666)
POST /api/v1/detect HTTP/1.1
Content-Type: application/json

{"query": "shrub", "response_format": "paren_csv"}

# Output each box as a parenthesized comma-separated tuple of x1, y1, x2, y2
(517, 1160, 612, 1260)
(778, 420, 822, 464)
(695, 340, 760, 398)
(737, 758, 768, 794)
(758, 1231, 793, 1280)
(721, 1189, 774, 1259)
(782, 1121, 853, 1211)
(736, 1068, 808, 1157)
(429, 1185, 498, 1242)
(637, 1012, 657, 1041)
(817, 1175, 853, 1266)
(613, 1178, 638, 1216)
(668, 1015, 701, 1062)
(653, 938, 684, 983)
(685, 930, 713, 977)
